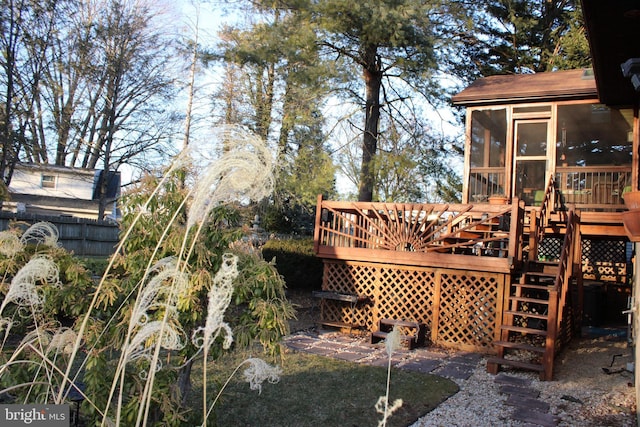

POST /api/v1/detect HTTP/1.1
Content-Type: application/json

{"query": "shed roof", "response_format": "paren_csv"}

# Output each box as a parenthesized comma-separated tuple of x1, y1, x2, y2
(452, 69, 598, 107)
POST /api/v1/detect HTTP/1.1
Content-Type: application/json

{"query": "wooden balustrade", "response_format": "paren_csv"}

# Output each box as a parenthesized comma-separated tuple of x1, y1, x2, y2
(554, 166, 631, 211)
(468, 165, 631, 211)
(314, 196, 525, 273)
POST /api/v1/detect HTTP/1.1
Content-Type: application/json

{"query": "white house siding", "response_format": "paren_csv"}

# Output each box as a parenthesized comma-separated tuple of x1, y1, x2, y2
(9, 165, 98, 200)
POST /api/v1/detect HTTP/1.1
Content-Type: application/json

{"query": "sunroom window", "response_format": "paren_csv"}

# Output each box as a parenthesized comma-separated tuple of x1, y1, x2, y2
(468, 108, 507, 202)
(555, 104, 633, 208)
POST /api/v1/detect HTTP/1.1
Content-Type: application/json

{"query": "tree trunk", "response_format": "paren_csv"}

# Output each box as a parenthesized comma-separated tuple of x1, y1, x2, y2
(357, 46, 382, 202)
(177, 358, 194, 407)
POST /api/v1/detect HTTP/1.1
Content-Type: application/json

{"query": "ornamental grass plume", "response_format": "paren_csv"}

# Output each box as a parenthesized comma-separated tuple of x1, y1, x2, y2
(19, 325, 52, 350)
(378, 326, 404, 427)
(118, 258, 188, 385)
(0, 230, 23, 257)
(47, 327, 78, 356)
(19, 222, 59, 247)
(130, 257, 189, 326)
(192, 253, 239, 352)
(375, 396, 403, 427)
(385, 325, 402, 357)
(0, 255, 60, 315)
(182, 126, 275, 230)
(125, 320, 185, 367)
(242, 357, 282, 394)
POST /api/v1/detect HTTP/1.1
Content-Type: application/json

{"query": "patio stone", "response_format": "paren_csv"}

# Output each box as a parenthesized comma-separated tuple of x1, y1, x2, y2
(284, 336, 317, 349)
(397, 358, 441, 373)
(333, 352, 367, 362)
(370, 356, 404, 368)
(494, 373, 532, 387)
(499, 385, 541, 398)
(307, 346, 339, 356)
(511, 408, 559, 427)
(434, 362, 475, 380)
(448, 352, 483, 365)
(505, 394, 551, 412)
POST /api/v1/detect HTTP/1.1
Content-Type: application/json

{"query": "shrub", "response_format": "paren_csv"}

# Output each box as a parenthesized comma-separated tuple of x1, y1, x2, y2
(261, 237, 323, 290)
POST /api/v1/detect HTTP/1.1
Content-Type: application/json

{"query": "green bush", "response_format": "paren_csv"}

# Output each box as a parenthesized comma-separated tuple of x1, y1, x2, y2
(78, 256, 110, 276)
(262, 237, 323, 290)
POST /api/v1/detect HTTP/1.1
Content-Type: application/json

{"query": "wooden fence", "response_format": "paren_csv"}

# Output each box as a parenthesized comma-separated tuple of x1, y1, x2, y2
(0, 212, 119, 257)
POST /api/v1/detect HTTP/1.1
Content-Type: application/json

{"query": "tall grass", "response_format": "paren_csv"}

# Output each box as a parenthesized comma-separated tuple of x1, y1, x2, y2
(0, 126, 290, 426)
(377, 326, 404, 427)
(0, 125, 415, 427)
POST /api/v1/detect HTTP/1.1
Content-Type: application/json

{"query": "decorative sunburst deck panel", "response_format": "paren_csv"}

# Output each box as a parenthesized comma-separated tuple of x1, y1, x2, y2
(314, 197, 525, 274)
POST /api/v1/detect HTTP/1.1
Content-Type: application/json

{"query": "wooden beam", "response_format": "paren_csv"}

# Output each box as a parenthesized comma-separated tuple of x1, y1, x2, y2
(316, 246, 513, 273)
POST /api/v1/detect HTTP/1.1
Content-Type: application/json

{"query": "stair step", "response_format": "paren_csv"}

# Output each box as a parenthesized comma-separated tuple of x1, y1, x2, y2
(486, 356, 545, 372)
(493, 340, 546, 353)
(378, 318, 420, 329)
(317, 320, 361, 330)
(526, 271, 557, 279)
(509, 296, 550, 305)
(513, 282, 553, 291)
(501, 325, 548, 336)
(312, 291, 364, 303)
(532, 260, 560, 267)
(504, 310, 548, 320)
(523, 277, 556, 286)
(371, 330, 389, 342)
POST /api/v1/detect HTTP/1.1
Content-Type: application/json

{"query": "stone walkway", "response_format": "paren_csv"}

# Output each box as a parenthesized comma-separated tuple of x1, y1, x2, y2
(284, 329, 481, 380)
(283, 330, 559, 426)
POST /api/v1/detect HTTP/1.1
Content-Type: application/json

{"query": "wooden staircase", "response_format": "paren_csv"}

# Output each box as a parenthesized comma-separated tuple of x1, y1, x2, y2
(487, 260, 560, 380)
(487, 176, 580, 380)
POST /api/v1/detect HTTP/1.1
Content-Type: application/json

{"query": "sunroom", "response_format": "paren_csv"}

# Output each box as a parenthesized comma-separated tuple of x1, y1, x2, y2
(453, 69, 635, 213)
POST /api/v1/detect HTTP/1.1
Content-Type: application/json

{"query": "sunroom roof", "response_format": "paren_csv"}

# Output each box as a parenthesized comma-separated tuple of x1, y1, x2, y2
(452, 69, 598, 107)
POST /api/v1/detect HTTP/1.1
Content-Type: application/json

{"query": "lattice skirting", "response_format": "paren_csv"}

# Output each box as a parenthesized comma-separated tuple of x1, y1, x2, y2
(320, 260, 508, 353)
(540, 236, 631, 284)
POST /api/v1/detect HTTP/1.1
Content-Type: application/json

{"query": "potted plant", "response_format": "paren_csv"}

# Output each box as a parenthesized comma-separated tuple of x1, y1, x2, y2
(622, 186, 640, 241)
(488, 194, 508, 205)
(622, 187, 640, 210)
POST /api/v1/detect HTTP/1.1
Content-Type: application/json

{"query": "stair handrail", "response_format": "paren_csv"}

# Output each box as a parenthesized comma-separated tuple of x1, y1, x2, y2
(552, 208, 577, 336)
(534, 174, 556, 255)
(539, 208, 577, 381)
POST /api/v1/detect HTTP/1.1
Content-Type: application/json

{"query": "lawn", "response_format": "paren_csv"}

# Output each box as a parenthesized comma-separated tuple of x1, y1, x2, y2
(194, 349, 459, 427)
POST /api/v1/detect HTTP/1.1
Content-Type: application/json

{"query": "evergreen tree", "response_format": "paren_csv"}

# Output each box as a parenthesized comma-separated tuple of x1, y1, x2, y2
(212, 6, 338, 232)
(309, 0, 451, 201)
(445, 0, 591, 82)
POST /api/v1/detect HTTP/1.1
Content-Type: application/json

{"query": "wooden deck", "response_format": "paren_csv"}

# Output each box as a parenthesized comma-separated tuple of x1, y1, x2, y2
(313, 193, 629, 378)
(314, 197, 526, 274)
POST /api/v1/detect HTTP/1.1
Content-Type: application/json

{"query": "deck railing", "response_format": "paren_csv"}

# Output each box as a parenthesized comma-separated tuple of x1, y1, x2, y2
(468, 169, 506, 202)
(314, 196, 525, 273)
(469, 165, 632, 211)
(554, 166, 631, 211)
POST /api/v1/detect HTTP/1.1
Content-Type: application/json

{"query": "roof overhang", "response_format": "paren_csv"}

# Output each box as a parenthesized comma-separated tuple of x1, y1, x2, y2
(581, 0, 640, 106)
(452, 69, 598, 107)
